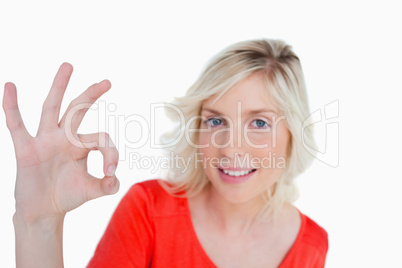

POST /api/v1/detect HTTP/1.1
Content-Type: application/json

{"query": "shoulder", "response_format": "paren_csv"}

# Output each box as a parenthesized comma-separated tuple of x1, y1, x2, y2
(280, 210, 328, 267)
(299, 213, 329, 256)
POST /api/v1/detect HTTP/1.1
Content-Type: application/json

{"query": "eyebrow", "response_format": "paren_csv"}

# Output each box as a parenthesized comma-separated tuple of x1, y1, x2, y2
(201, 107, 278, 116)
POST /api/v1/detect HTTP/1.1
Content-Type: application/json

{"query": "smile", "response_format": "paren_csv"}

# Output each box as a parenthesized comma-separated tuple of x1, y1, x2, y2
(221, 169, 256, 177)
(218, 168, 257, 184)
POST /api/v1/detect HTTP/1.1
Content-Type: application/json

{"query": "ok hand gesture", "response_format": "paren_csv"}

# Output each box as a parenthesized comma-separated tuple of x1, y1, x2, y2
(3, 63, 120, 223)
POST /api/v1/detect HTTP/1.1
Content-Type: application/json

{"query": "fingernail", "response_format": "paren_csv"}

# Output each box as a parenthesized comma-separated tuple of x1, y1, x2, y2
(107, 164, 116, 176)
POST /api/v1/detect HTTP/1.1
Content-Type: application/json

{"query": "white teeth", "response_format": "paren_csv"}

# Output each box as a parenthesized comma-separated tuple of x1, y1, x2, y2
(222, 169, 253, 177)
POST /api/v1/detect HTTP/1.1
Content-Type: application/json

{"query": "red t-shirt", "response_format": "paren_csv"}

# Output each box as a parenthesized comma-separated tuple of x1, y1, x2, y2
(88, 180, 328, 267)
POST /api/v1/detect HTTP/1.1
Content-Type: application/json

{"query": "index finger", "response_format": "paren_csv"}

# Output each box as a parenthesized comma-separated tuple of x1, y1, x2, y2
(59, 79, 111, 134)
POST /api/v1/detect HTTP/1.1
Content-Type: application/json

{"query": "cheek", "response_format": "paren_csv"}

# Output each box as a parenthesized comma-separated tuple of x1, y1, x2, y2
(199, 133, 223, 171)
(249, 130, 290, 169)
(245, 132, 272, 147)
(270, 122, 291, 156)
(198, 147, 215, 176)
(198, 133, 218, 168)
(198, 132, 211, 153)
(276, 129, 291, 157)
(245, 131, 286, 156)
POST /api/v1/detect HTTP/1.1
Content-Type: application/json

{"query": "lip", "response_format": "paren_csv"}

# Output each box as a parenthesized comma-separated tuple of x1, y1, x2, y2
(218, 168, 256, 184)
(219, 167, 254, 171)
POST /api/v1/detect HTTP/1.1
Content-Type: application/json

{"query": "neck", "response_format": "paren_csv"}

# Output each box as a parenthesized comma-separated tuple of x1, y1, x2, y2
(202, 184, 270, 236)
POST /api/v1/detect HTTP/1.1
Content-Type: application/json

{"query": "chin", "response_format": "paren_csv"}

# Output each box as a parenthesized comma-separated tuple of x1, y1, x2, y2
(208, 167, 280, 205)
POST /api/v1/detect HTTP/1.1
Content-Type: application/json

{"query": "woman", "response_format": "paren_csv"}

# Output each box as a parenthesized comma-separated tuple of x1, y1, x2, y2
(4, 39, 328, 267)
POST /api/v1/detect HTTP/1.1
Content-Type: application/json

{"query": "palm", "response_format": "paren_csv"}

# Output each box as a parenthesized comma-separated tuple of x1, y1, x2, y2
(15, 132, 87, 214)
(3, 63, 119, 221)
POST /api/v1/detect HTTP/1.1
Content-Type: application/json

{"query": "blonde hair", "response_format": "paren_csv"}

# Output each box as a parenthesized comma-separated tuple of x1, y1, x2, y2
(160, 39, 316, 217)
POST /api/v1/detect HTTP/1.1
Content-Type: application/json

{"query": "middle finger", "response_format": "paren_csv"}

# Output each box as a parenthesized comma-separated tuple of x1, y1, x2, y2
(37, 63, 73, 135)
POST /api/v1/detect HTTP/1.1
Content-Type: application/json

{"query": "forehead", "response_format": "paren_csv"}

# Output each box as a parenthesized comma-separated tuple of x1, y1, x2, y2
(202, 73, 278, 113)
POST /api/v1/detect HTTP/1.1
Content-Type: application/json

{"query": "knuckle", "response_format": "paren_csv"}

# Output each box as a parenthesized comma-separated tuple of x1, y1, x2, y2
(111, 145, 119, 157)
(69, 97, 80, 107)
(87, 94, 98, 103)
(99, 132, 110, 140)
(85, 87, 99, 103)
(6, 118, 22, 131)
(97, 132, 111, 148)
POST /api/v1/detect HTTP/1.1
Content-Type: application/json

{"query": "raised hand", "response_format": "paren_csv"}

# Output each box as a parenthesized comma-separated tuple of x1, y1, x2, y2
(3, 63, 120, 223)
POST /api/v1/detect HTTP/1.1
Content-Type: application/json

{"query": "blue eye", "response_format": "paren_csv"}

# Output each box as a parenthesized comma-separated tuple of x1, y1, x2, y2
(251, 119, 268, 128)
(206, 118, 223, 127)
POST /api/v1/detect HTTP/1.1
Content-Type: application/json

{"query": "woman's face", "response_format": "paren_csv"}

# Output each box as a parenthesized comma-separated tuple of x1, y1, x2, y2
(198, 73, 290, 204)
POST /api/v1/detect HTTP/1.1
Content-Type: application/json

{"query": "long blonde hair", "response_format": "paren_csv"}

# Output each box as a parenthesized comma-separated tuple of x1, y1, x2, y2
(160, 39, 316, 217)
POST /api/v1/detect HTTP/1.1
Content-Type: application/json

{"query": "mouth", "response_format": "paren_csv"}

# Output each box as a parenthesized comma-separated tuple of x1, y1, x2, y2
(218, 168, 257, 184)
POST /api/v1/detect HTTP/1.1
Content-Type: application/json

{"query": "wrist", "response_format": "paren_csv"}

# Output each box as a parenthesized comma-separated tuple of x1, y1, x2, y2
(13, 212, 65, 268)
(13, 210, 65, 232)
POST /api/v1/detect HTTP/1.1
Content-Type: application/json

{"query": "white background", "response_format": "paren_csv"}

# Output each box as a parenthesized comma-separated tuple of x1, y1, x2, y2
(1, 1, 401, 267)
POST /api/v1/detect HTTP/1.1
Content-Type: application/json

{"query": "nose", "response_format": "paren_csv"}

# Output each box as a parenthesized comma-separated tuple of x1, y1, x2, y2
(215, 123, 248, 159)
